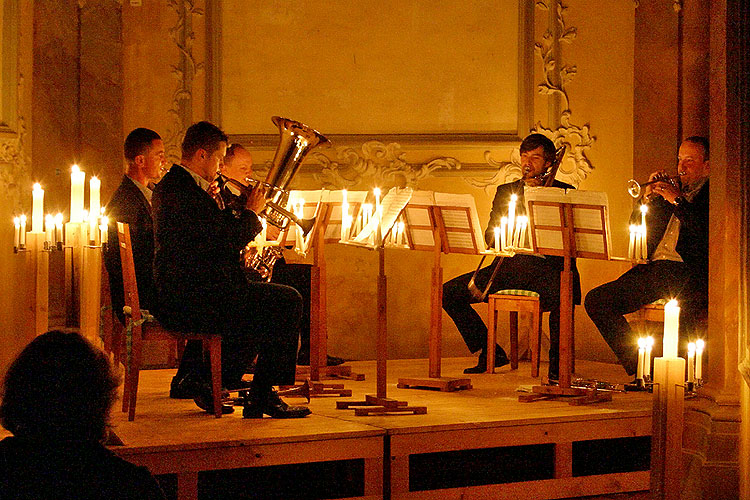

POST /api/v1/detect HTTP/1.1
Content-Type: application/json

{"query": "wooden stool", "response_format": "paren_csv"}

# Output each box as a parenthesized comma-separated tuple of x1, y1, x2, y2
(487, 290, 542, 376)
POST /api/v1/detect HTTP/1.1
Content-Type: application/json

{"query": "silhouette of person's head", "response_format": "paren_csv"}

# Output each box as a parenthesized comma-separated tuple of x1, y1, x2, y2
(1, 330, 120, 441)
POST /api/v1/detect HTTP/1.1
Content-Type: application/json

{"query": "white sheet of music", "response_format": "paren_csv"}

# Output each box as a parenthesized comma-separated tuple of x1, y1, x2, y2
(525, 188, 611, 255)
(352, 187, 413, 244)
(433, 192, 486, 252)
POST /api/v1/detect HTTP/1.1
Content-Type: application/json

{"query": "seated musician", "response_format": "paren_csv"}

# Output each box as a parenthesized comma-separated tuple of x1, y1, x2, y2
(585, 136, 709, 376)
(221, 143, 345, 367)
(104, 128, 165, 325)
(152, 121, 310, 418)
(442, 133, 581, 380)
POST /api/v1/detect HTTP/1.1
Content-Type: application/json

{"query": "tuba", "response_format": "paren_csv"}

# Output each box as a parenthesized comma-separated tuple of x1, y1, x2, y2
(466, 145, 566, 301)
(227, 117, 330, 282)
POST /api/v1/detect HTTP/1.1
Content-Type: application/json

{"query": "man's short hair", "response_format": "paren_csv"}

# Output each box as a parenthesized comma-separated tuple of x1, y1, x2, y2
(225, 143, 245, 164)
(684, 136, 709, 161)
(0, 330, 120, 441)
(124, 128, 161, 163)
(181, 121, 229, 160)
(520, 133, 557, 165)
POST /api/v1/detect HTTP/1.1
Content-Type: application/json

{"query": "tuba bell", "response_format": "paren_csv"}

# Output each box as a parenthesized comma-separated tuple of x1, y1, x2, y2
(252, 116, 330, 232)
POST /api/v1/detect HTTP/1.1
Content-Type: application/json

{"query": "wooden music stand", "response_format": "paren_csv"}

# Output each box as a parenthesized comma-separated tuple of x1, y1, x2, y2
(518, 189, 613, 404)
(280, 192, 357, 397)
(395, 193, 473, 392)
(337, 188, 427, 415)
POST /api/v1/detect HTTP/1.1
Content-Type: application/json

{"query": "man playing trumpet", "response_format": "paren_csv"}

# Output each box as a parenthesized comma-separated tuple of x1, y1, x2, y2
(153, 121, 310, 418)
(585, 136, 710, 376)
(442, 134, 581, 380)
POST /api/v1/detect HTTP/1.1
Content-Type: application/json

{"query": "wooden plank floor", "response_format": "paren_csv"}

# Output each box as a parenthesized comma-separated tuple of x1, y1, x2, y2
(1, 357, 652, 499)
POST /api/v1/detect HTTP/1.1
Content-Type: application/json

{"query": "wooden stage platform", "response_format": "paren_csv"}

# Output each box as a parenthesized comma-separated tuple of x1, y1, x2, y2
(96, 357, 653, 500)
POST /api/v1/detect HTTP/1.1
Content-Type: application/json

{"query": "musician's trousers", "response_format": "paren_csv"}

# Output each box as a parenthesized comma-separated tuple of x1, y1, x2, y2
(442, 255, 562, 364)
(584, 260, 707, 375)
(169, 281, 302, 389)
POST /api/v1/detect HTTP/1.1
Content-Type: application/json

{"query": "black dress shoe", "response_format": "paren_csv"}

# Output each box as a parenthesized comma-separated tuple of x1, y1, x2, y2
(243, 389, 311, 419)
(296, 353, 346, 367)
(193, 385, 234, 414)
(170, 373, 203, 399)
(326, 355, 345, 366)
(464, 346, 510, 374)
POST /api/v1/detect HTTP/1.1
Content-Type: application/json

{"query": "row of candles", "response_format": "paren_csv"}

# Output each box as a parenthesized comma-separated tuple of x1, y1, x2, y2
(340, 188, 408, 246)
(12, 165, 109, 252)
(493, 194, 529, 252)
(628, 205, 649, 260)
(635, 299, 705, 386)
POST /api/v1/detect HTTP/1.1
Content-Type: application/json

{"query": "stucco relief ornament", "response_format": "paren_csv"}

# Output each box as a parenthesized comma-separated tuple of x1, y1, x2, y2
(311, 141, 460, 190)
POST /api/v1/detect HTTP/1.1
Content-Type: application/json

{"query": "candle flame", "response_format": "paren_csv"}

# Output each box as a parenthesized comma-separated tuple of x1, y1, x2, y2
(33, 183, 42, 192)
(501, 216, 508, 224)
(640, 204, 648, 214)
(687, 342, 696, 353)
(494, 226, 501, 235)
(100, 215, 109, 225)
(629, 224, 637, 232)
(637, 337, 646, 348)
(510, 194, 518, 202)
(72, 164, 80, 173)
(13, 217, 19, 226)
(646, 336, 655, 347)
(19, 214, 26, 223)
(696, 339, 705, 351)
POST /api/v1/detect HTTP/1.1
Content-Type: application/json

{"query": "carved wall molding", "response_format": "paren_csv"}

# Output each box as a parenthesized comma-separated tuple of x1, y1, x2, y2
(306, 141, 460, 190)
(164, 0, 205, 164)
(467, 0, 595, 194)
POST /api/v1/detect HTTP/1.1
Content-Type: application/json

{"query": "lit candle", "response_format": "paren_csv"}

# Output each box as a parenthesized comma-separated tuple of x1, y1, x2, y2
(636, 337, 645, 382)
(89, 176, 100, 218)
(644, 336, 654, 378)
(494, 226, 501, 252)
(695, 339, 704, 379)
(628, 224, 637, 260)
(13, 217, 20, 250)
(70, 165, 85, 223)
(82, 210, 90, 245)
(518, 216, 528, 248)
(99, 216, 108, 246)
(500, 217, 508, 250)
(362, 203, 372, 227)
(32, 183, 44, 233)
(663, 299, 680, 358)
(19, 214, 26, 248)
(511, 217, 522, 248)
(507, 194, 517, 243)
(55, 213, 63, 245)
(45, 214, 54, 244)
(687, 342, 696, 383)
(341, 190, 349, 241)
(374, 188, 381, 216)
(640, 205, 648, 259)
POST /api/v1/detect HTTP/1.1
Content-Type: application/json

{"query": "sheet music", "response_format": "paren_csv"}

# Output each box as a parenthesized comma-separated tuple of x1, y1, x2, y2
(352, 187, 413, 244)
(525, 188, 611, 256)
(434, 192, 486, 251)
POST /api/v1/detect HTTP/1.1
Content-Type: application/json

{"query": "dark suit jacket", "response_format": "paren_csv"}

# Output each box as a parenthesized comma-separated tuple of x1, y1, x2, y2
(103, 175, 155, 323)
(152, 164, 263, 333)
(484, 179, 582, 306)
(630, 180, 709, 293)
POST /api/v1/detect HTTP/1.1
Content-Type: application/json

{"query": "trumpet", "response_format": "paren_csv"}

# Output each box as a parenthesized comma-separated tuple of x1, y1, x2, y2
(626, 172, 683, 199)
(213, 173, 316, 236)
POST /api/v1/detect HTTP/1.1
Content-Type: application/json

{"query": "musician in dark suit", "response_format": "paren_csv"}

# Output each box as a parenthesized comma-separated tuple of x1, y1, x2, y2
(585, 136, 709, 375)
(153, 121, 309, 418)
(442, 134, 581, 379)
(104, 128, 165, 325)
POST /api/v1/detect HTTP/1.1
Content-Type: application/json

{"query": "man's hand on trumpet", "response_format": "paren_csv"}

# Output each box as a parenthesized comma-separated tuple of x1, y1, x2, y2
(246, 184, 268, 214)
(645, 170, 681, 204)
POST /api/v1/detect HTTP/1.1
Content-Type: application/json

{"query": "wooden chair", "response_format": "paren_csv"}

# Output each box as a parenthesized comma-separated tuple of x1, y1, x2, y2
(487, 290, 542, 376)
(117, 222, 224, 420)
